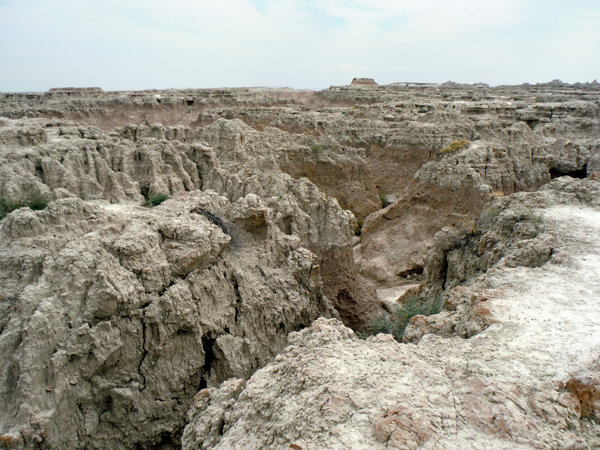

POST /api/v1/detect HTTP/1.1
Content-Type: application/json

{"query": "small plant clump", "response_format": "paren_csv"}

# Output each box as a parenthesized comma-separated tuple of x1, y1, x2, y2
(311, 145, 324, 154)
(0, 195, 48, 220)
(27, 195, 48, 211)
(360, 293, 443, 342)
(378, 191, 392, 208)
(145, 193, 170, 206)
(439, 139, 470, 155)
(354, 218, 364, 236)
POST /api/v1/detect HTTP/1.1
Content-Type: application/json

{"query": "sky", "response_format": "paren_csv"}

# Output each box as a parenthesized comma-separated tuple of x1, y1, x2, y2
(0, 0, 599, 92)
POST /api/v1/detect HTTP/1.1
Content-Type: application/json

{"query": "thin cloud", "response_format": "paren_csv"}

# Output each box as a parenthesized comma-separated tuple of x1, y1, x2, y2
(0, 0, 598, 92)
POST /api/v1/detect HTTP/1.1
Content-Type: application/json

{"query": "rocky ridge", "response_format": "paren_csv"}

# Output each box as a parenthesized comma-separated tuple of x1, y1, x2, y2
(1, 81, 600, 449)
(0, 191, 340, 449)
(4, 82, 596, 283)
(0, 114, 380, 447)
(0, 116, 382, 329)
(182, 177, 600, 450)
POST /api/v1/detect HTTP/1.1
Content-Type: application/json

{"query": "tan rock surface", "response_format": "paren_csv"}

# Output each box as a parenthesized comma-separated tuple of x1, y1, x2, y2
(183, 178, 600, 450)
(0, 117, 383, 331)
(0, 114, 385, 447)
(1, 82, 600, 449)
(0, 192, 338, 449)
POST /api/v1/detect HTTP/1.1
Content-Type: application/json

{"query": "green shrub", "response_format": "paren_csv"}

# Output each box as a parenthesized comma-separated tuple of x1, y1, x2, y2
(0, 198, 25, 219)
(363, 293, 443, 342)
(27, 195, 48, 211)
(378, 191, 392, 208)
(354, 218, 364, 236)
(439, 139, 469, 155)
(355, 331, 369, 340)
(145, 193, 170, 206)
(311, 145, 324, 154)
(0, 195, 49, 219)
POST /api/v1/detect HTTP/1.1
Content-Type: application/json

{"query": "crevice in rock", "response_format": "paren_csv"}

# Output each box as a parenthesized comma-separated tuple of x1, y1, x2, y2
(158, 279, 177, 297)
(217, 420, 225, 437)
(199, 335, 217, 390)
(280, 216, 293, 235)
(549, 165, 587, 179)
(134, 429, 182, 450)
(232, 277, 242, 324)
(397, 267, 424, 281)
(526, 119, 539, 129)
(98, 395, 112, 418)
(138, 321, 151, 390)
(140, 185, 149, 200)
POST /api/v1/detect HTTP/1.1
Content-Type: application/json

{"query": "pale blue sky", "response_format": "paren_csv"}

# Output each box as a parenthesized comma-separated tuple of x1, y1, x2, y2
(0, 0, 598, 92)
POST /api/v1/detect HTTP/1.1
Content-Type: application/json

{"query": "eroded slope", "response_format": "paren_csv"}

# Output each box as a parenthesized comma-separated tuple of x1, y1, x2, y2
(183, 178, 600, 450)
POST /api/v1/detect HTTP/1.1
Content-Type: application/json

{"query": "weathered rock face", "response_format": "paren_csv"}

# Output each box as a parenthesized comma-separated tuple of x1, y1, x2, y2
(359, 133, 598, 282)
(423, 177, 600, 296)
(0, 191, 338, 449)
(2, 81, 600, 449)
(356, 182, 488, 283)
(183, 178, 600, 450)
(0, 87, 306, 130)
(0, 115, 386, 448)
(0, 117, 383, 332)
(61, 82, 595, 285)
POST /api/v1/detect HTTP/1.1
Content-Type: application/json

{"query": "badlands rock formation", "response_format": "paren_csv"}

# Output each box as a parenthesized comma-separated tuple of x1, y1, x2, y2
(0, 81, 599, 449)
(0, 191, 342, 449)
(5, 81, 596, 284)
(0, 114, 378, 448)
(183, 177, 600, 450)
(351, 78, 378, 86)
(0, 116, 381, 329)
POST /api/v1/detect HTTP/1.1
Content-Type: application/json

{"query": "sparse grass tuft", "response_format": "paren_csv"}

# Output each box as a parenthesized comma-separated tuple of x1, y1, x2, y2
(355, 331, 369, 339)
(0, 194, 48, 220)
(311, 145, 324, 154)
(362, 293, 443, 342)
(144, 193, 170, 206)
(439, 139, 470, 155)
(378, 191, 392, 208)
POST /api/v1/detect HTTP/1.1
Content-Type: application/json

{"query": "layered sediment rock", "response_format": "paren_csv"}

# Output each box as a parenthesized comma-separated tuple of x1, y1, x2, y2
(351, 78, 378, 86)
(1, 81, 600, 449)
(16, 82, 591, 284)
(183, 178, 600, 450)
